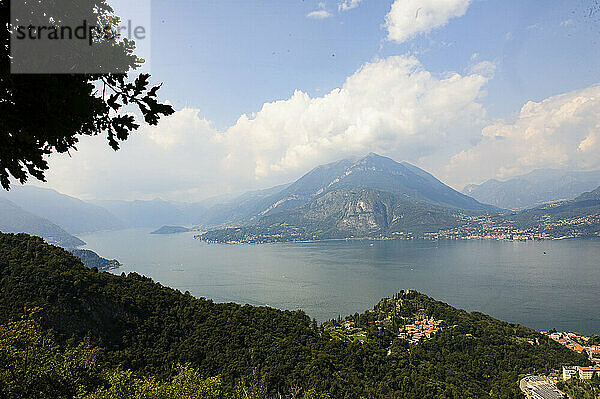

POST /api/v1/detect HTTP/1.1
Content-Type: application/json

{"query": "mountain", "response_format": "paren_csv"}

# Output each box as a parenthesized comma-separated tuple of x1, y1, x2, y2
(199, 154, 495, 242)
(574, 185, 600, 202)
(0, 198, 84, 247)
(463, 169, 600, 210)
(522, 185, 600, 216)
(93, 198, 206, 228)
(252, 153, 494, 216)
(200, 188, 470, 243)
(0, 232, 587, 398)
(499, 185, 600, 239)
(1, 185, 123, 234)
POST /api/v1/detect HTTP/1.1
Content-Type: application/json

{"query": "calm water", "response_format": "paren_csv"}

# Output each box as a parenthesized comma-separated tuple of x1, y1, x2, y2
(80, 228, 600, 334)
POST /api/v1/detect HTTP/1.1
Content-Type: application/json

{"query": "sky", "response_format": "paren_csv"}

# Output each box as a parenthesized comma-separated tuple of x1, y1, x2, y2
(35, 0, 600, 201)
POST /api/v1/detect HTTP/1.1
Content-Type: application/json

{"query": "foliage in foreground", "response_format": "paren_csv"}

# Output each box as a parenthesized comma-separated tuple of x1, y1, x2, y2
(0, 313, 328, 399)
(557, 376, 600, 399)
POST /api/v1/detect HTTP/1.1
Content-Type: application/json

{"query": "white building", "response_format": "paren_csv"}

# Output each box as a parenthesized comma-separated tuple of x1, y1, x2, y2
(578, 366, 600, 380)
(562, 366, 578, 381)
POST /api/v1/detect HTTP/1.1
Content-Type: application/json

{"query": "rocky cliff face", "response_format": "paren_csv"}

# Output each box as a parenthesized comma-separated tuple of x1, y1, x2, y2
(282, 187, 465, 236)
(302, 189, 395, 233)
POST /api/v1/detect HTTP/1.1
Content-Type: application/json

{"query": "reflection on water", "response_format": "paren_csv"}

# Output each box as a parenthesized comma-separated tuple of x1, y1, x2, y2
(80, 228, 600, 334)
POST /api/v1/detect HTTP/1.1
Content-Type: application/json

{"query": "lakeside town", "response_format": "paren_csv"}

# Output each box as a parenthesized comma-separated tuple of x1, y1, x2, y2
(196, 211, 600, 244)
(426, 214, 600, 242)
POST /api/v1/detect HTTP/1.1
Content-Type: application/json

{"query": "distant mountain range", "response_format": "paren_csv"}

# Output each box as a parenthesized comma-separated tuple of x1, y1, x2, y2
(92, 198, 205, 228)
(463, 169, 600, 210)
(3, 154, 600, 245)
(1, 185, 123, 234)
(0, 198, 85, 248)
(512, 185, 600, 226)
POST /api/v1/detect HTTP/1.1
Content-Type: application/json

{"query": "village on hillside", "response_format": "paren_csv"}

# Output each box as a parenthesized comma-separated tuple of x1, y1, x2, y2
(323, 291, 448, 346)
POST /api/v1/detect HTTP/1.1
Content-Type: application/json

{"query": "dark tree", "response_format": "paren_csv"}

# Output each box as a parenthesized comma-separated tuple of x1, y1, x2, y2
(0, 0, 174, 190)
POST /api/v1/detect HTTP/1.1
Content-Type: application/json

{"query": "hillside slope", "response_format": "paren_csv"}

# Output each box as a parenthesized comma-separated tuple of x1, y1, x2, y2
(0, 232, 586, 398)
(199, 188, 468, 242)
(0, 198, 84, 247)
(252, 153, 494, 217)
(1, 185, 123, 234)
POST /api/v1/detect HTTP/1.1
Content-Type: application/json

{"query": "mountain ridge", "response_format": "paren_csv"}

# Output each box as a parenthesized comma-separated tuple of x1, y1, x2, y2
(463, 169, 600, 210)
(197, 154, 498, 242)
(1, 185, 123, 234)
(252, 153, 495, 217)
(0, 197, 85, 247)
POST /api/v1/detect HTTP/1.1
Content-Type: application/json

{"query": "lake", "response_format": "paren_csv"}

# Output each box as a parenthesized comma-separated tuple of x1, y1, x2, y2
(80, 228, 600, 334)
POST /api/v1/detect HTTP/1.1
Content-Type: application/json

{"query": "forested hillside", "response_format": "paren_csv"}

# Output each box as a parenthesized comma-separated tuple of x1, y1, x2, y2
(0, 233, 587, 398)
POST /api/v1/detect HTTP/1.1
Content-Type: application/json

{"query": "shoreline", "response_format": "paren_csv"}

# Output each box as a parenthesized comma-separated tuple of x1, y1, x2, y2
(194, 234, 598, 245)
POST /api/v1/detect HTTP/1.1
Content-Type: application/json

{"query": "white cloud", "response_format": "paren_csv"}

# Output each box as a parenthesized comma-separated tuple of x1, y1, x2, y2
(222, 55, 488, 183)
(42, 55, 490, 200)
(469, 60, 495, 78)
(385, 0, 471, 43)
(40, 109, 227, 201)
(307, 10, 332, 19)
(338, 0, 363, 12)
(445, 85, 600, 187)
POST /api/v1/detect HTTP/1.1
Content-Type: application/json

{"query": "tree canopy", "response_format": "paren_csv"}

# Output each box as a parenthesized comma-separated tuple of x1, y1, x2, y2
(0, 0, 174, 190)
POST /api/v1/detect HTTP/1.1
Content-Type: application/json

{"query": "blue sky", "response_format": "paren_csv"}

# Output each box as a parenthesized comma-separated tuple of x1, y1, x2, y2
(148, 0, 599, 127)
(40, 0, 600, 200)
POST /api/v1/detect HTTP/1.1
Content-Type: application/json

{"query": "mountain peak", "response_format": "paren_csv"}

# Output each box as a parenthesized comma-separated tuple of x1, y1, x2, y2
(278, 154, 493, 212)
(354, 152, 397, 165)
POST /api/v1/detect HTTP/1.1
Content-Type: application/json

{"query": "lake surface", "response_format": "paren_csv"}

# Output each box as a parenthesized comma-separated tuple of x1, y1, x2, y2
(80, 228, 600, 334)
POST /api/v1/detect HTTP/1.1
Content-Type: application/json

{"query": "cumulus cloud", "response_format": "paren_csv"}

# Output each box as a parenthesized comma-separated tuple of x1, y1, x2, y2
(222, 55, 489, 183)
(307, 10, 332, 19)
(41, 55, 491, 200)
(385, 0, 471, 43)
(338, 0, 363, 12)
(445, 85, 600, 187)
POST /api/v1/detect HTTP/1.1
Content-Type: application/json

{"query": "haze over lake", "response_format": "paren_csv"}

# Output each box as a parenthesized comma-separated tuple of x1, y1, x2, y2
(81, 229, 600, 334)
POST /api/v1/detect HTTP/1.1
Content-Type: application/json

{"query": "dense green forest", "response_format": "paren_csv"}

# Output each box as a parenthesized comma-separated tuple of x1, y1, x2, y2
(557, 377, 600, 399)
(69, 249, 122, 270)
(0, 232, 589, 398)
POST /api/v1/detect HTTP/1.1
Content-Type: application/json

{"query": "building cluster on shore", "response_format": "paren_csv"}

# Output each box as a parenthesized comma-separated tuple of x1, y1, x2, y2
(541, 331, 600, 365)
(428, 213, 600, 241)
(515, 330, 600, 398)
